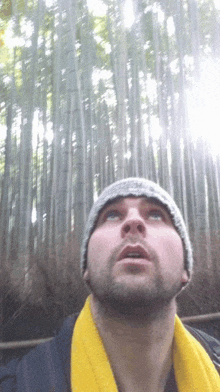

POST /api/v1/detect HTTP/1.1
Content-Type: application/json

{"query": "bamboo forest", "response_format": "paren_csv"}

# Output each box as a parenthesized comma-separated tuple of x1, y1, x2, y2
(0, 0, 220, 348)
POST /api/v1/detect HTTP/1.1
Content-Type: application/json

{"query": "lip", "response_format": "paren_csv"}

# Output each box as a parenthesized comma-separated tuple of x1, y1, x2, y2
(117, 245, 150, 262)
(116, 259, 151, 275)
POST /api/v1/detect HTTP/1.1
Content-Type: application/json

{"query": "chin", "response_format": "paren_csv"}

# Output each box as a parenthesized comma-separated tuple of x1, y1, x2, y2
(93, 286, 177, 320)
(88, 273, 183, 318)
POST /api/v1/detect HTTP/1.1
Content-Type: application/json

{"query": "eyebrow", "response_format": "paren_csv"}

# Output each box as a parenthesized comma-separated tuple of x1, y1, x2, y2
(99, 198, 168, 216)
(94, 197, 174, 229)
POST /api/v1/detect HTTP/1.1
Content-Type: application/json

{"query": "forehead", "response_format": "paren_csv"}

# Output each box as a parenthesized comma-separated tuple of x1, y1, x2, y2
(101, 196, 167, 210)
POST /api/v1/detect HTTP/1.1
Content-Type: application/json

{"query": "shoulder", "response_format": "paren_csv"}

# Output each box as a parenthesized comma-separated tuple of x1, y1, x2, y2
(0, 313, 78, 392)
(185, 325, 220, 373)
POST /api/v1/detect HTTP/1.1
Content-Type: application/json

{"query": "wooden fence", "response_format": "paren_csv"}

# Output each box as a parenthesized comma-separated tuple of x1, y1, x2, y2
(0, 312, 220, 350)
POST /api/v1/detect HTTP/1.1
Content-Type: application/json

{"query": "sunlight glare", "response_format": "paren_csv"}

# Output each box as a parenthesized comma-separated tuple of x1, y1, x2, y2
(87, 0, 107, 16)
(186, 59, 220, 156)
(167, 16, 175, 37)
(152, 3, 165, 25)
(32, 111, 54, 148)
(123, 0, 135, 28)
(87, 0, 135, 29)
(45, 0, 54, 7)
(214, 0, 220, 10)
(32, 208, 37, 223)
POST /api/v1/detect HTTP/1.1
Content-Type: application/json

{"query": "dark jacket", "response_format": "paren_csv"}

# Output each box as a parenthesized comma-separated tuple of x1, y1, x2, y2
(0, 312, 179, 391)
(3, 314, 219, 391)
(0, 314, 78, 392)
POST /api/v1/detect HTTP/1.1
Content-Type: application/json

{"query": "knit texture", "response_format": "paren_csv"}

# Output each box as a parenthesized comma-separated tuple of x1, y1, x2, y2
(81, 177, 193, 278)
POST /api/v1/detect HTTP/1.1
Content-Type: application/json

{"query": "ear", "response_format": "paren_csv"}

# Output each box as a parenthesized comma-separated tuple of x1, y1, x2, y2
(181, 270, 189, 285)
(83, 268, 90, 284)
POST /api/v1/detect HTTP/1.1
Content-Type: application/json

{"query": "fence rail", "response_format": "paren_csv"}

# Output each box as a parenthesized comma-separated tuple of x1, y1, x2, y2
(0, 312, 220, 350)
(0, 337, 53, 350)
(181, 312, 220, 323)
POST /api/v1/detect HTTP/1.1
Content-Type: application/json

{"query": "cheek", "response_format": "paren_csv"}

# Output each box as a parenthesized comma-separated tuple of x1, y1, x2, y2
(87, 231, 111, 268)
(88, 234, 104, 263)
(166, 236, 184, 261)
(153, 229, 184, 265)
(88, 227, 119, 259)
(86, 232, 113, 285)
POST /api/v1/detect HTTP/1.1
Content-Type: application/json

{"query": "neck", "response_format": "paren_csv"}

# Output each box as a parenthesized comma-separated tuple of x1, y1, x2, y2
(90, 295, 176, 392)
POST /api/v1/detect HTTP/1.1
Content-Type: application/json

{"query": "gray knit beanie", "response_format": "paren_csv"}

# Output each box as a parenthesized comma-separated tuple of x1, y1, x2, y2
(81, 177, 193, 279)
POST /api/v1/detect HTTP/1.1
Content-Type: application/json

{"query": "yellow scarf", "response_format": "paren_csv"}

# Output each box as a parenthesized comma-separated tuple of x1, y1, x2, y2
(71, 297, 220, 391)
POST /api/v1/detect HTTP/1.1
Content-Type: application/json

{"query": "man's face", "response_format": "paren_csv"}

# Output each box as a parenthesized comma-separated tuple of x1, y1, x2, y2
(84, 197, 188, 317)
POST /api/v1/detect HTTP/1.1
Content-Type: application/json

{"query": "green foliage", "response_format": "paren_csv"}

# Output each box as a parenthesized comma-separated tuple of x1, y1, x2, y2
(17, 0, 25, 13)
(93, 15, 109, 42)
(0, 0, 12, 21)
(0, 27, 11, 68)
(93, 15, 111, 67)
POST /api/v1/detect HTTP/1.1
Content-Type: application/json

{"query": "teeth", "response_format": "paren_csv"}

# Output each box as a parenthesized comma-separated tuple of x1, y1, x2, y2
(126, 252, 142, 258)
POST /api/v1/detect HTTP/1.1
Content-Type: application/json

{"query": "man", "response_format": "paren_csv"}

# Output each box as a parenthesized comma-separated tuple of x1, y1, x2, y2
(0, 177, 219, 391)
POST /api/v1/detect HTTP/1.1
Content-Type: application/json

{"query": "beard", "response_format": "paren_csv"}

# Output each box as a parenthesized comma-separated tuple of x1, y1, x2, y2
(85, 240, 184, 322)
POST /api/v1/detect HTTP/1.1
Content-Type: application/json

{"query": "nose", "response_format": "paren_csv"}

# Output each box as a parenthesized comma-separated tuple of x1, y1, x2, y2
(121, 209, 146, 238)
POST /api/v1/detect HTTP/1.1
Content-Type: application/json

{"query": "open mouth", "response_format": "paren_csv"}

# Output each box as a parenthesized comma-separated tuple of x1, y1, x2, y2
(118, 245, 150, 262)
(125, 252, 143, 258)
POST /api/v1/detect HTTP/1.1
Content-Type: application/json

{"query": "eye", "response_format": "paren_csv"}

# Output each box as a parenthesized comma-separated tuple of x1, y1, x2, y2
(105, 210, 121, 221)
(148, 210, 164, 221)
